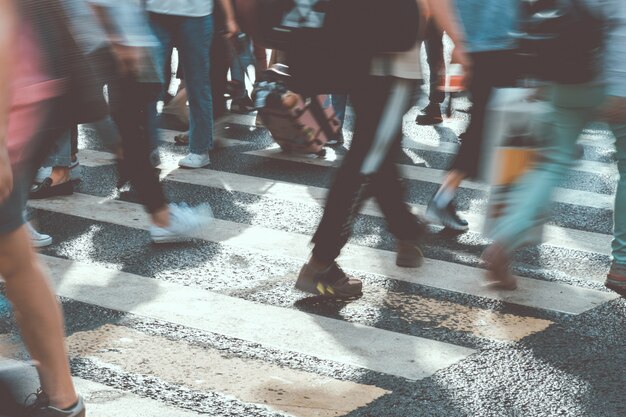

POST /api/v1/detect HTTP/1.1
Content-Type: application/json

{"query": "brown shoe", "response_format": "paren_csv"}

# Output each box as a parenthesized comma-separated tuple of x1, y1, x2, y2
(606, 263, 626, 297)
(396, 240, 424, 268)
(295, 262, 362, 298)
(482, 243, 517, 290)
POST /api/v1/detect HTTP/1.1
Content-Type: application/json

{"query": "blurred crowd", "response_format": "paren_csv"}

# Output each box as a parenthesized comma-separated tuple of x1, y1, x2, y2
(0, 0, 625, 415)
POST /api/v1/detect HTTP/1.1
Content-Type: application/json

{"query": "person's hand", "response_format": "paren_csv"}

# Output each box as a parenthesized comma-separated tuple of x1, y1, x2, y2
(111, 44, 145, 77)
(451, 44, 472, 89)
(223, 19, 240, 39)
(598, 96, 626, 124)
(0, 148, 13, 203)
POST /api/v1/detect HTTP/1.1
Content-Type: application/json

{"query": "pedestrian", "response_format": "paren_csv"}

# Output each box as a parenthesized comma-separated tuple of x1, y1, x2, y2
(295, 0, 428, 297)
(425, 0, 519, 231)
(147, 0, 239, 168)
(0, 1, 89, 415)
(415, 19, 445, 125)
(89, 0, 214, 243)
(481, 0, 626, 293)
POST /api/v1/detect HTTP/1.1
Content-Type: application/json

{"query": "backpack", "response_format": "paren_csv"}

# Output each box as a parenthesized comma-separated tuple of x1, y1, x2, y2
(514, 0, 604, 84)
(256, 0, 422, 94)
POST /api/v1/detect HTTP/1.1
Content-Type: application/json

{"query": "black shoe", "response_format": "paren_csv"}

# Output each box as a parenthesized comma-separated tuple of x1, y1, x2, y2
(30, 178, 73, 200)
(425, 197, 468, 231)
(326, 131, 344, 147)
(415, 103, 443, 125)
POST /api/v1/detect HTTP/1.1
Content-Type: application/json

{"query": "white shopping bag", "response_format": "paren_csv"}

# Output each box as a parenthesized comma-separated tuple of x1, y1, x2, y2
(482, 88, 551, 244)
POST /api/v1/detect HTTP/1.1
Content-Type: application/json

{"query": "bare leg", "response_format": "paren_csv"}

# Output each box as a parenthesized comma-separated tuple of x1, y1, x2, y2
(481, 242, 517, 290)
(48, 166, 70, 185)
(0, 225, 77, 409)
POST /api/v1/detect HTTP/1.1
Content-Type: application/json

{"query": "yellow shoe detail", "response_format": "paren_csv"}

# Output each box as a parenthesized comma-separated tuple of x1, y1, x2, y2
(316, 282, 326, 295)
(326, 285, 335, 295)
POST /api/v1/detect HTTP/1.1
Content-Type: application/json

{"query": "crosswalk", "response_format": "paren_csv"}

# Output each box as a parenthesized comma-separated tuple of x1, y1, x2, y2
(2, 110, 623, 416)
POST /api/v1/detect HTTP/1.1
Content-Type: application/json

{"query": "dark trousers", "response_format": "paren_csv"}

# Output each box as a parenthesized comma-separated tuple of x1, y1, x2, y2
(450, 50, 517, 178)
(312, 76, 423, 264)
(108, 75, 167, 214)
(424, 21, 445, 104)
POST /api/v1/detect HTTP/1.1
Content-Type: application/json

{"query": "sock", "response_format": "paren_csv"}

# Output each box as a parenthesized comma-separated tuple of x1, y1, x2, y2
(434, 187, 455, 209)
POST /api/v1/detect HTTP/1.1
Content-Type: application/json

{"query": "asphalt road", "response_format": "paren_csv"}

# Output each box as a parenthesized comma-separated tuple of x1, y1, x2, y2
(1, 93, 625, 417)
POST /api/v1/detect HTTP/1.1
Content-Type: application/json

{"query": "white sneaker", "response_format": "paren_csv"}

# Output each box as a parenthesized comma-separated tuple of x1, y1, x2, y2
(35, 159, 81, 184)
(178, 153, 210, 168)
(27, 222, 52, 248)
(150, 203, 214, 244)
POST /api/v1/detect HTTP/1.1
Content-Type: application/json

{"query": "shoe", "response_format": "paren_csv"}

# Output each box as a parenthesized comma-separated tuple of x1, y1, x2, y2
(174, 132, 189, 146)
(178, 153, 210, 169)
(415, 103, 443, 125)
(27, 223, 52, 248)
(255, 115, 265, 128)
(34, 161, 81, 184)
(605, 262, 626, 297)
(326, 131, 344, 147)
(230, 96, 255, 113)
(396, 240, 425, 268)
(425, 197, 469, 231)
(482, 243, 517, 290)
(29, 178, 74, 200)
(25, 389, 85, 417)
(150, 203, 214, 244)
(295, 262, 363, 298)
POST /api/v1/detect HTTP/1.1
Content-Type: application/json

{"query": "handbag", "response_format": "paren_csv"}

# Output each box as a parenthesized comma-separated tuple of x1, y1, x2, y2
(256, 0, 422, 94)
(514, 0, 603, 84)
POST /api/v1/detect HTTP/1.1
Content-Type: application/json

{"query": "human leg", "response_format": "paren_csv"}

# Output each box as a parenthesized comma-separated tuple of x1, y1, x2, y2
(178, 14, 214, 156)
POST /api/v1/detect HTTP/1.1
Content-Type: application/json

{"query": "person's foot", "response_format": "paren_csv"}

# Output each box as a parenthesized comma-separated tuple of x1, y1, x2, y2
(425, 196, 468, 231)
(178, 153, 210, 169)
(415, 103, 443, 125)
(27, 223, 52, 248)
(25, 390, 85, 417)
(150, 203, 213, 244)
(326, 130, 344, 147)
(605, 262, 626, 297)
(230, 95, 255, 114)
(174, 132, 189, 146)
(35, 160, 81, 184)
(482, 243, 517, 290)
(29, 178, 73, 200)
(295, 262, 362, 298)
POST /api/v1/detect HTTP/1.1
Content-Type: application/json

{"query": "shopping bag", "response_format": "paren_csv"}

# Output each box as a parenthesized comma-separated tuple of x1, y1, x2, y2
(482, 88, 551, 244)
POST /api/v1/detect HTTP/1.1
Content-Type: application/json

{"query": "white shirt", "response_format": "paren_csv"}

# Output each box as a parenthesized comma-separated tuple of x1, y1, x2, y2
(146, 0, 214, 17)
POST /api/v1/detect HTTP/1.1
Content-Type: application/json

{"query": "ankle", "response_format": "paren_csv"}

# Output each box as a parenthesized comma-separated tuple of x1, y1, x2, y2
(151, 206, 170, 228)
(308, 256, 331, 272)
(49, 167, 70, 184)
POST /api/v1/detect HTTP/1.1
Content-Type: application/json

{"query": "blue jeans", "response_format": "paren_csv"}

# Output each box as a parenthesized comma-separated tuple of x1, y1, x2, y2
(44, 129, 72, 167)
(490, 84, 626, 265)
(229, 36, 255, 95)
(150, 13, 214, 154)
(332, 95, 348, 126)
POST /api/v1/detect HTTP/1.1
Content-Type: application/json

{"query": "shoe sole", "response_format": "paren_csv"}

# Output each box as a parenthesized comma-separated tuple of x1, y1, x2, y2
(178, 162, 210, 169)
(151, 235, 194, 244)
(32, 237, 53, 248)
(415, 118, 443, 126)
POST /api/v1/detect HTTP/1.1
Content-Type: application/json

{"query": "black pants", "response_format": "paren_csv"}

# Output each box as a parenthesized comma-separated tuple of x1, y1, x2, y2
(450, 50, 517, 178)
(312, 76, 423, 264)
(108, 74, 167, 214)
(424, 21, 445, 104)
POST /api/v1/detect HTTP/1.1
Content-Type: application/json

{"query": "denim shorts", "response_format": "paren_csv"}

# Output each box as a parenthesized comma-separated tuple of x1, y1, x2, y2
(0, 171, 31, 235)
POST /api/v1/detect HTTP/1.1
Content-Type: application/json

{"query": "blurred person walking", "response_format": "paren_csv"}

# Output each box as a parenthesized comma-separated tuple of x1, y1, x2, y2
(425, 0, 519, 231)
(0, 1, 92, 415)
(481, 0, 626, 293)
(295, 0, 428, 297)
(89, 0, 213, 243)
